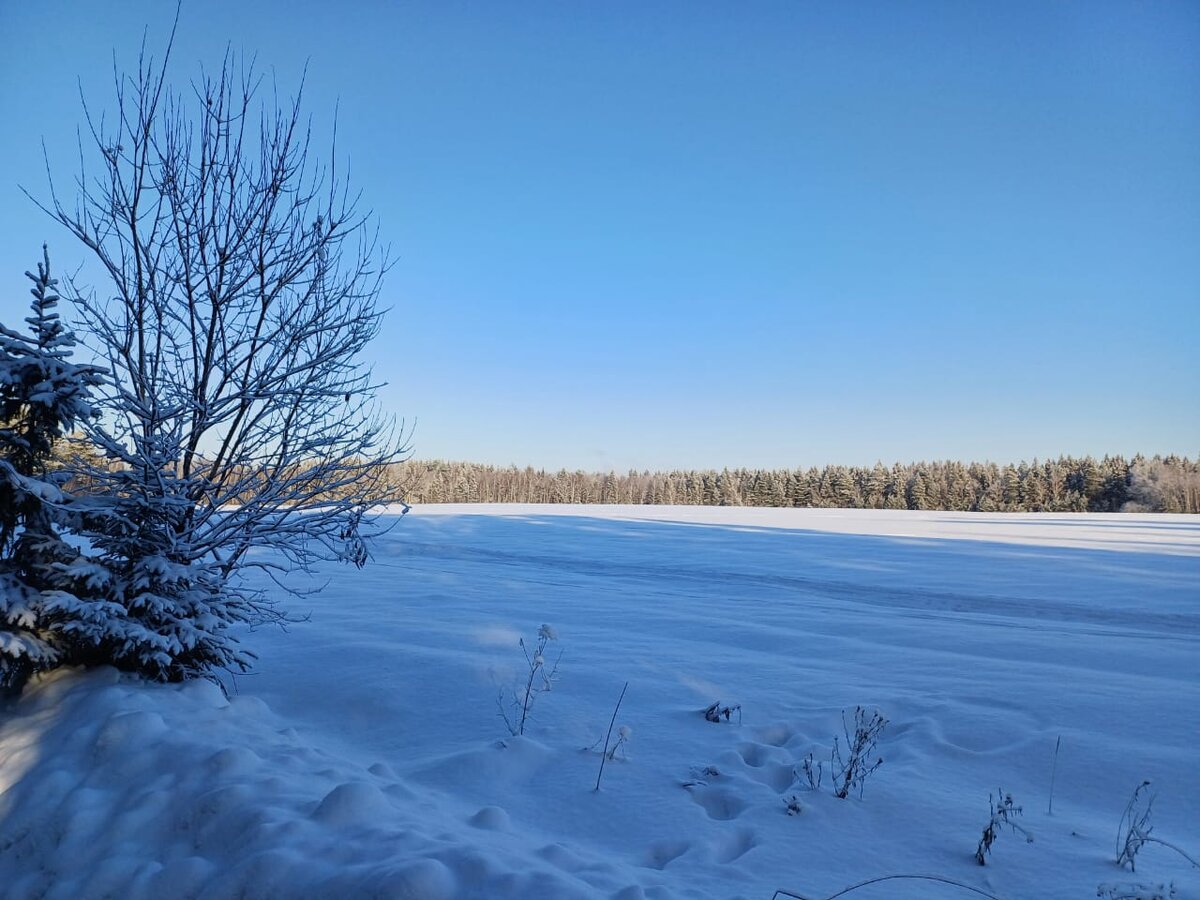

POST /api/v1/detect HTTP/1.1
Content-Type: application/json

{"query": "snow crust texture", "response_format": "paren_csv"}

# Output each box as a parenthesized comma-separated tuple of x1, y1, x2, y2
(1, 507, 1198, 899)
(0, 670, 633, 899)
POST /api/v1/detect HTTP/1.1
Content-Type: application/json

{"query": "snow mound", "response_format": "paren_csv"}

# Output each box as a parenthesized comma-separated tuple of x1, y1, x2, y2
(0, 668, 651, 899)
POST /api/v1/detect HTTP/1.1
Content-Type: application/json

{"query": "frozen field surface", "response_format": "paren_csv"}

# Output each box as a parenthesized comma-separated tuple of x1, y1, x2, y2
(2, 506, 1198, 899)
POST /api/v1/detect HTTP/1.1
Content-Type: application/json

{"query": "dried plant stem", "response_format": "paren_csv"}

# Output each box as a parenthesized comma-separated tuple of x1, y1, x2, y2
(594, 681, 629, 792)
(771, 873, 1004, 900)
(1048, 734, 1061, 815)
(1141, 836, 1200, 868)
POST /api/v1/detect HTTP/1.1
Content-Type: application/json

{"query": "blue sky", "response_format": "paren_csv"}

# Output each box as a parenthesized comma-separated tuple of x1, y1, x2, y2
(1, 1, 1197, 471)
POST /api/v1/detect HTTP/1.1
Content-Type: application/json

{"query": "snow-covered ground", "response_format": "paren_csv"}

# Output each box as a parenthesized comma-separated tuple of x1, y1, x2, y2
(2, 506, 1198, 899)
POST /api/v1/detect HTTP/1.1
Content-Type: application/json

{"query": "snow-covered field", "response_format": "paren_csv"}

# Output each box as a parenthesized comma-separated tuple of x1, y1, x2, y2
(2, 506, 1198, 899)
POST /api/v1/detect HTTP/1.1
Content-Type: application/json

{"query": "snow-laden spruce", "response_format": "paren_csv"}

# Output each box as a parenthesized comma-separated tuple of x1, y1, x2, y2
(0, 247, 104, 690)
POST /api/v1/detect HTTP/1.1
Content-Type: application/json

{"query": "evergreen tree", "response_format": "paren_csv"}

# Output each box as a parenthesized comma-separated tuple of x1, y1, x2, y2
(1001, 466, 1022, 510)
(865, 463, 888, 508)
(0, 248, 105, 690)
(1021, 467, 1045, 511)
(786, 470, 810, 507)
(68, 433, 251, 681)
(884, 464, 908, 510)
(907, 470, 931, 510)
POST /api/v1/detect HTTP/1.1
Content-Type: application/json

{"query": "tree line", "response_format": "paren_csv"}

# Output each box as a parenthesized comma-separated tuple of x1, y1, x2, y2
(391, 455, 1200, 514)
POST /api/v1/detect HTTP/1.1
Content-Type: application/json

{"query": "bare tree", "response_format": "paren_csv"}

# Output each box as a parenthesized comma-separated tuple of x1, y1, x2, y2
(31, 27, 408, 680)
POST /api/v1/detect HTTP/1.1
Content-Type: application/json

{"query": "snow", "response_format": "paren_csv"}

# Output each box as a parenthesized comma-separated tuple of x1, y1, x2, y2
(2, 506, 1198, 899)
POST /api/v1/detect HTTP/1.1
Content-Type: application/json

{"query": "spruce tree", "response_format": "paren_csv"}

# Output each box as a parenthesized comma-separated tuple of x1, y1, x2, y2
(68, 432, 252, 682)
(0, 247, 104, 690)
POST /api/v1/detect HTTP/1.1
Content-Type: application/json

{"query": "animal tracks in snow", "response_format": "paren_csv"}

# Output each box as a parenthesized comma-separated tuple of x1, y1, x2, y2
(684, 716, 848, 834)
(714, 828, 757, 863)
(733, 740, 777, 768)
(643, 838, 691, 870)
(753, 723, 800, 748)
(687, 783, 750, 821)
(643, 808, 755, 869)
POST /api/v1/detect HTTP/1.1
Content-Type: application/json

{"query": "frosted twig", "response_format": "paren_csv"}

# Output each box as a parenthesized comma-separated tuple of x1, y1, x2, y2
(976, 789, 1033, 865)
(831, 706, 886, 800)
(1116, 781, 1198, 872)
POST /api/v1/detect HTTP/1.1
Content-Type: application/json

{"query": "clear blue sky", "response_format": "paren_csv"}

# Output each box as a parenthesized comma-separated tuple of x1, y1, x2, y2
(1, 1, 1197, 471)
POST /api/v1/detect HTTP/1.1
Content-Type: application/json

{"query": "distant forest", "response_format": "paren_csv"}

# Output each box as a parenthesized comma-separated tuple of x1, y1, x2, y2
(392, 455, 1200, 514)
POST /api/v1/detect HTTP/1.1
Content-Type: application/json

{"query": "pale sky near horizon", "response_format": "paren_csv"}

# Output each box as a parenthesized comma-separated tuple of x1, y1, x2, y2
(1, 2, 1197, 472)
